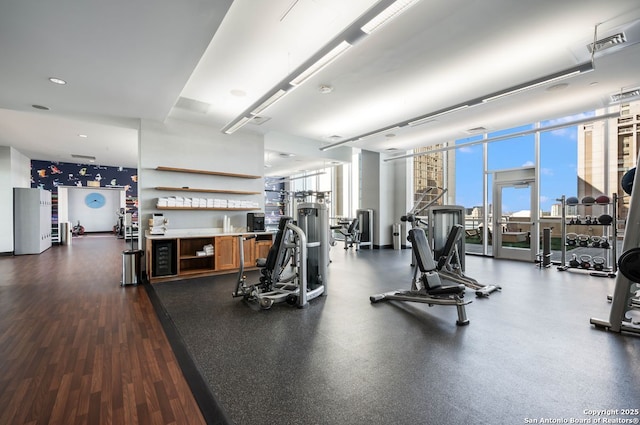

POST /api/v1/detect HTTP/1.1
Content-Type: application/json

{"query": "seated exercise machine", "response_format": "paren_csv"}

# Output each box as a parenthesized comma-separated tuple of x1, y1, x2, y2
(338, 218, 360, 250)
(403, 214, 499, 297)
(436, 224, 501, 297)
(233, 215, 326, 309)
(370, 227, 471, 326)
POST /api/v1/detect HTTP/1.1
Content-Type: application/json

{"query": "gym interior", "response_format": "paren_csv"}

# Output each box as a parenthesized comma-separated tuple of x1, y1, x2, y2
(2, 2, 640, 425)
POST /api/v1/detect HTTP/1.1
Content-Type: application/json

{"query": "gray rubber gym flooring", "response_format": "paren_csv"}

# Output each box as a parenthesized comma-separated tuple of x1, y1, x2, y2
(150, 248, 640, 425)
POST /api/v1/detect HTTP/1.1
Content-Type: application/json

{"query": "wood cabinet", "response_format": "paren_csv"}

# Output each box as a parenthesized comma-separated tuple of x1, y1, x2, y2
(146, 231, 274, 283)
(256, 240, 272, 260)
(179, 237, 215, 275)
(214, 236, 238, 271)
(243, 237, 256, 268)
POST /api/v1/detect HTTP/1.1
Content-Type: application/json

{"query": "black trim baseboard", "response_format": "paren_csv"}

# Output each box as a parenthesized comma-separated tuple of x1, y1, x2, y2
(144, 283, 233, 425)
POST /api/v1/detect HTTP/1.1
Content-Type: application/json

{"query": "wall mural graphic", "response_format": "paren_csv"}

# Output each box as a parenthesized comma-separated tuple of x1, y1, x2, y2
(30, 160, 138, 236)
(31, 160, 138, 193)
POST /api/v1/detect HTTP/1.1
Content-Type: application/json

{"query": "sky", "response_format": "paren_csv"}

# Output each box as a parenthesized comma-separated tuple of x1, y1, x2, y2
(454, 116, 585, 214)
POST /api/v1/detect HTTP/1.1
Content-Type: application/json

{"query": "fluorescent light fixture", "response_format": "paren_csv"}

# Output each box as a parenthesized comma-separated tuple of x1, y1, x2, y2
(222, 0, 422, 136)
(250, 89, 288, 115)
(408, 105, 470, 126)
(223, 116, 252, 134)
(361, 0, 420, 34)
(364, 126, 401, 138)
(278, 171, 327, 182)
(290, 41, 351, 86)
(482, 63, 593, 103)
(383, 111, 620, 162)
(320, 62, 593, 152)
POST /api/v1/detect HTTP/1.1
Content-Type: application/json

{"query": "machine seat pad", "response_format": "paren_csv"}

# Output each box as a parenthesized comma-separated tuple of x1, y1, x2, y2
(427, 284, 465, 296)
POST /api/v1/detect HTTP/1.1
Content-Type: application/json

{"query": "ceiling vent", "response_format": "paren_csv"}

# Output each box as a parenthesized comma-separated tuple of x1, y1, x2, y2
(175, 97, 211, 114)
(610, 88, 640, 103)
(466, 126, 487, 134)
(71, 154, 96, 161)
(250, 116, 271, 125)
(588, 32, 627, 53)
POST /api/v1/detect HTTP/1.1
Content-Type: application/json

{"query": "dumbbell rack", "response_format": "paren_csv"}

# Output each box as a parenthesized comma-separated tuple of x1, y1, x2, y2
(557, 194, 617, 277)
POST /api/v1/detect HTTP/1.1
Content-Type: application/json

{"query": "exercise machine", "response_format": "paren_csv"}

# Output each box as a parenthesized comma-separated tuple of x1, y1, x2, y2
(297, 202, 330, 298)
(590, 163, 640, 334)
(337, 218, 360, 250)
(370, 227, 471, 326)
(233, 214, 326, 309)
(436, 224, 501, 297)
(403, 210, 498, 297)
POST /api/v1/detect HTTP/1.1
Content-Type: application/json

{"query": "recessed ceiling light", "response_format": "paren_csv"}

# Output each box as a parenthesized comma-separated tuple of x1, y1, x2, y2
(279, 153, 295, 157)
(78, 134, 88, 138)
(32, 104, 50, 110)
(230, 89, 246, 97)
(385, 133, 396, 138)
(48, 77, 67, 85)
(318, 85, 333, 94)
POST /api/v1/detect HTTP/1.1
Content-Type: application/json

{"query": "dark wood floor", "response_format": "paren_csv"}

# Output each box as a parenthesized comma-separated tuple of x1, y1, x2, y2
(0, 235, 206, 425)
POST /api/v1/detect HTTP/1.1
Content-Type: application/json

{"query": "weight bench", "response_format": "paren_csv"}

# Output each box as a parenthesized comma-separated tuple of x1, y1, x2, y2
(436, 224, 501, 297)
(370, 227, 471, 326)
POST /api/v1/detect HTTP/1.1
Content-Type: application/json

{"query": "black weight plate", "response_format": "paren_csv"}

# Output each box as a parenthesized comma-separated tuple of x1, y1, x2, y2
(618, 247, 640, 282)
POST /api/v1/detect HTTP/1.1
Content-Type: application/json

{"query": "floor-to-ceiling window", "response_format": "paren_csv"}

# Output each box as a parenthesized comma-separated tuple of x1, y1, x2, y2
(539, 115, 580, 261)
(410, 102, 637, 262)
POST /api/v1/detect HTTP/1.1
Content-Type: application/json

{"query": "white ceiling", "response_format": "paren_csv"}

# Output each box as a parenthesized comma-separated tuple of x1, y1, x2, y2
(1, 0, 640, 176)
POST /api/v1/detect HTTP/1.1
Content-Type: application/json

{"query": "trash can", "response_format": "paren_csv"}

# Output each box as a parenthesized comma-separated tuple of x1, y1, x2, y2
(59, 222, 70, 245)
(392, 223, 401, 250)
(122, 249, 144, 286)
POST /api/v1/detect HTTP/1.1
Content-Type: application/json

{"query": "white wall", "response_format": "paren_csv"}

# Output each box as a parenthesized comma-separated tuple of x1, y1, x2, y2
(139, 118, 264, 233)
(360, 150, 409, 248)
(0, 146, 31, 252)
(393, 156, 412, 247)
(66, 187, 124, 232)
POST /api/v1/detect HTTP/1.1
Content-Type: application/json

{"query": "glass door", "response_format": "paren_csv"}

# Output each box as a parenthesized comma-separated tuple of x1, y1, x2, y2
(492, 168, 537, 261)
